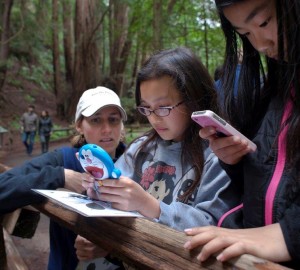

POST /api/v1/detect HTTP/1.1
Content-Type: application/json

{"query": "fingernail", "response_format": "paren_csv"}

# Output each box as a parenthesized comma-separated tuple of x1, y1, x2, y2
(184, 228, 192, 233)
(183, 241, 191, 249)
(216, 254, 224, 261)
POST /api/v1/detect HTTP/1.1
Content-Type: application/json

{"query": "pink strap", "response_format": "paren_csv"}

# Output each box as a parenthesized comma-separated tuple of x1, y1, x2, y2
(218, 203, 243, 227)
(265, 100, 293, 225)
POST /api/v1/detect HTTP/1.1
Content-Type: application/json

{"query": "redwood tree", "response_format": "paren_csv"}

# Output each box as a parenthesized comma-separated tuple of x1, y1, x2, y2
(66, 0, 101, 120)
(0, 0, 13, 94)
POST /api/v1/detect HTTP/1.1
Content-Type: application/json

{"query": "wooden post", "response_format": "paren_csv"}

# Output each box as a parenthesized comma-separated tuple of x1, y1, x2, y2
(0, 216, 7, 270)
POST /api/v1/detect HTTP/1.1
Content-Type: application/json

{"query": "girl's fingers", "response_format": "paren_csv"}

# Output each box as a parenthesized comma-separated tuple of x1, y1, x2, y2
(196, 235, 235, 262)
(216, 242, 246, 262)
(184, 226, 214, 236)
(97, 192, 120, 203)
(184, 227, 218, 250)
(199, 127, 217, 140)
(101, 179, 122, 187)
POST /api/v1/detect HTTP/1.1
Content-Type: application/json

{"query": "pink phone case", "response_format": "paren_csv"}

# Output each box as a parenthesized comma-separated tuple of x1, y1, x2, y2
(191, 110, 257, 152)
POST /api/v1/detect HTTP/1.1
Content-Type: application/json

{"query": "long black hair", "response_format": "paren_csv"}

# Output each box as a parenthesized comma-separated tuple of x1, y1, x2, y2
(215, 0, 300, 164)
(130, 47, 219, 202)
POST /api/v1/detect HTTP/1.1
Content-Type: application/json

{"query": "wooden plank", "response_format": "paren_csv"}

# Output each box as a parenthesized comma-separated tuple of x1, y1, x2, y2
(3, 228, 28, 270)
(0, 218, 7, 270)
(33, 200, 291, 270)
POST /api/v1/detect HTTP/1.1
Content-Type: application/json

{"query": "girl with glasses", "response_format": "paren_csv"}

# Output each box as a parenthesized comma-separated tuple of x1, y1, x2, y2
(82, 47, 239, 233)
(184, 0, 300, 268)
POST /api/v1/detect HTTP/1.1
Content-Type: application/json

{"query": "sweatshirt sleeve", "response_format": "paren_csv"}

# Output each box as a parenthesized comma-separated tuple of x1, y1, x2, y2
(158, 151, 241, 231)
(0, 149, 65, 214)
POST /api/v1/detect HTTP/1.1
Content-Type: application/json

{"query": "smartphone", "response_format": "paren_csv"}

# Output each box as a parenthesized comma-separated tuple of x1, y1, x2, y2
(191, 110, 257, 152)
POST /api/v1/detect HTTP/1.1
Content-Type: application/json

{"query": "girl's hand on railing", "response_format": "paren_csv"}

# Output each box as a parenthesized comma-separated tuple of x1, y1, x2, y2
(183, 223, 291, 263)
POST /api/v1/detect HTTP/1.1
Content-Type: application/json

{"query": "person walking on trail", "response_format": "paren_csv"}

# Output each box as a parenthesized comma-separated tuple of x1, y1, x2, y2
(39, 110, 53, 154)
(20, 104, 39, 155)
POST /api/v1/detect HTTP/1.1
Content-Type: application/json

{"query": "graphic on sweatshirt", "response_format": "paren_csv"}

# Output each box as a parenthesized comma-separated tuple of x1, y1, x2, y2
(140, 161, 174, 204)
(132, 146, 197, 204)
(176, 177, 197, 204)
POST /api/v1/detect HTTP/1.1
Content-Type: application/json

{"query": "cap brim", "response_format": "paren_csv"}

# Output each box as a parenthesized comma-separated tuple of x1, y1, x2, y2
(81, 104, 127, 121)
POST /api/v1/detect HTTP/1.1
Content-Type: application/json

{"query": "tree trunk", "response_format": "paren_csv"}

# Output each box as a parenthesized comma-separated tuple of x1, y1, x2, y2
(62, 0, 74, 119)
(52, 0, 65, 119)
(108, 0, 130, 96)
(153, 0, 163, 50)
(202, 4, 209, 69)
(0, 0, 13, 92)
(66, 0, 101, 120)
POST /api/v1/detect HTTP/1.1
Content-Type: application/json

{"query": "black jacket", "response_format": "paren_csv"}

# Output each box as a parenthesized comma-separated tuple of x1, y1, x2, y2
(220, 97, 300, 267)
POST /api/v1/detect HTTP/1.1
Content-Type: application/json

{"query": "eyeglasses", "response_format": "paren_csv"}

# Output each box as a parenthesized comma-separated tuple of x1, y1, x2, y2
(137, 101, 184, 117)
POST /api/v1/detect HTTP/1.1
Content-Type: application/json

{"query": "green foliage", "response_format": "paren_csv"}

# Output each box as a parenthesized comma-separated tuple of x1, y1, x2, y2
(19, 64, 52, 91)
(120, 96, 138, 124)
(7, 1, 53, 91)
(8, 119, 20, 130)
(6, 77, 22, 88)
(4, 0, 227, 122)
(50, 124, 74, 141)
(124, 124, 151, 144)
(24, 94, 35, 104)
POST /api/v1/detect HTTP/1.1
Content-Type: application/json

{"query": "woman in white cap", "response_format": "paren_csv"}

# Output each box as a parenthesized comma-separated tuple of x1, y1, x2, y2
(0, 86, 127, 270)
(49, 86, 127, 270)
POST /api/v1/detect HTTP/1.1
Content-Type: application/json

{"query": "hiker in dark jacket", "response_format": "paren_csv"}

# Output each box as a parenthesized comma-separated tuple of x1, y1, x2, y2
(39, 110, 53, 154)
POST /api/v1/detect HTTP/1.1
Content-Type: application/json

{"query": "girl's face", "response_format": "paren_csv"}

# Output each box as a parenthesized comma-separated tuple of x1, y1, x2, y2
(76, 106, 123, 158)
(223, 0, 281, 60)
(139, 76, 190, 142)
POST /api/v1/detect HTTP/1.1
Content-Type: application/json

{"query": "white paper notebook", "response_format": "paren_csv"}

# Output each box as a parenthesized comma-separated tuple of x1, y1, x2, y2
(32, 189, 143, 217)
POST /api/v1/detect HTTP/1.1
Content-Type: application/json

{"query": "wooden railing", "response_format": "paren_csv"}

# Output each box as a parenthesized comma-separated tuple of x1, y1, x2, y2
(33, 200, 290, 270)
(0, 161, 292, 269)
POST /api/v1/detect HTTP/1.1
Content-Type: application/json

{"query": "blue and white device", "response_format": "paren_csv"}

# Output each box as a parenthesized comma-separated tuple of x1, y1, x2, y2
(78, 144, 121, 181)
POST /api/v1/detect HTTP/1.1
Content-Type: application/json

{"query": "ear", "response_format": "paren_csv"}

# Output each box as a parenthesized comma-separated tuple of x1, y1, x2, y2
(75, 152, 79, 160)
(75, 121, 83, 134)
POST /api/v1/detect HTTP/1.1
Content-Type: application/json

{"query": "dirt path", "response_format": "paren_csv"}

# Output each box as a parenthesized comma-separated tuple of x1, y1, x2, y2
(1, 138, 71, 270)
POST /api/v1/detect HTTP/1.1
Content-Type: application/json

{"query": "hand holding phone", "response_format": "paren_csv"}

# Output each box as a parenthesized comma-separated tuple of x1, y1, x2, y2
(191, 110, 257, 152)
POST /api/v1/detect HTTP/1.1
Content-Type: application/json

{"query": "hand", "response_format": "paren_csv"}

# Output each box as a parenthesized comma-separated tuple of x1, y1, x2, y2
(74, 235, 111, 261)
(199, 127, 252, 165)
(184, 224, 291, 263)
(82, 173, 98, 199)
(64, 169, 86, 194)
(96, 176, 160, 219)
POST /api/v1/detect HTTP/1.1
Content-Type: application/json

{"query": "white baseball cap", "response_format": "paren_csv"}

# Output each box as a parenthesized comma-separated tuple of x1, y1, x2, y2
(75, 86, 127, 122)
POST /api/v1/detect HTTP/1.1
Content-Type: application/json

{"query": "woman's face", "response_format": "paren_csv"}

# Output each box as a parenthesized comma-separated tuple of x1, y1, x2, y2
(139, 76, 190, 142)
(223, 0, 282, 60)
(76, 106, 123, 157)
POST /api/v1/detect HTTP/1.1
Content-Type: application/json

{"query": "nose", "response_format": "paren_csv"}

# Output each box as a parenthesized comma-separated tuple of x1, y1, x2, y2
(101, 120, 112, 132)
(251, 31, 273, 56)
(147, 113, 162, 124)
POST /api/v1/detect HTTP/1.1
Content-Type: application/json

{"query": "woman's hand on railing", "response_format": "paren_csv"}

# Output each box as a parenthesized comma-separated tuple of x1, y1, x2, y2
(74, 235, 111, 261)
